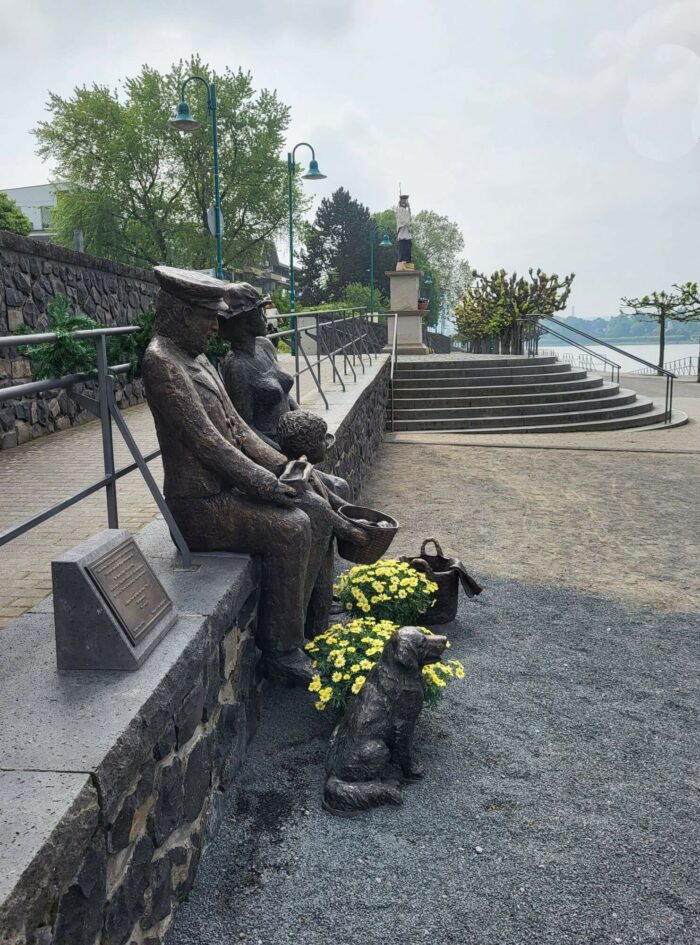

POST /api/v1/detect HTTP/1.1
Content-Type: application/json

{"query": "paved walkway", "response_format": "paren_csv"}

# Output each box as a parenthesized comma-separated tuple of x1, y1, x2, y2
(0, 352, 377, 629)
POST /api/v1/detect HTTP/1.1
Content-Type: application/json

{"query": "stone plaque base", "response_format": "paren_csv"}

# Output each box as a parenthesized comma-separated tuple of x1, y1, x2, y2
(52, 529, 177, 671)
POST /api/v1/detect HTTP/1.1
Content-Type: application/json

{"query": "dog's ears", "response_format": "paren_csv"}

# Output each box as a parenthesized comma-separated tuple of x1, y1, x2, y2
(393, 633, 421, 672)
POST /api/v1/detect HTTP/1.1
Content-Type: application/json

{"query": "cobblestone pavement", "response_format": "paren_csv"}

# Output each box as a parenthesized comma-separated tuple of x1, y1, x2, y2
(370, 378, 700, 614)
(0, 352, 376, 629)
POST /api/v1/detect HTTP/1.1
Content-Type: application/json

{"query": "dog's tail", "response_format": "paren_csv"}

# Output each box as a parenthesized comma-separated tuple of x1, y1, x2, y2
(322, 775, 402, 817)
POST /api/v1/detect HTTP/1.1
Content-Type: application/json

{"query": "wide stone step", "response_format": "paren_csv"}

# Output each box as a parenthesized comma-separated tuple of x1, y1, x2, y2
(393, 369, 591, 390)
(392, 380, 618, 410)
(395, 355, 558, 371)
(388, 395, 657, 431)
(391, 389, 637, 420)
(394, 362, 574, 380)
(386, 404, 683, 435)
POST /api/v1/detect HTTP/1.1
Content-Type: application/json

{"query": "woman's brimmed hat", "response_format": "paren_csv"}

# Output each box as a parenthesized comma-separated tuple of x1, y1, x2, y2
(223, 282, 272, 318)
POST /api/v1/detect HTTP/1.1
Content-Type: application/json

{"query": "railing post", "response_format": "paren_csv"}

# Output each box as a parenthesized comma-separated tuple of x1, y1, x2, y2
(95, 335, 118, 528)
(294, 312, 301, 404)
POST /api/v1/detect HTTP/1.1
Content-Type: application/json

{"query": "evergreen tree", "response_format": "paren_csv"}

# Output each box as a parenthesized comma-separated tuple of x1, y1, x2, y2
(299, 188, 372, 304)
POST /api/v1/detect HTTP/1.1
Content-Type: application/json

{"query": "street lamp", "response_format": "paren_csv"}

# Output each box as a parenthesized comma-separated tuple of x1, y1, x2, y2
(287, 142, 326, 314)
(369, 226, 392, 317)
(170, 75, 224, 280)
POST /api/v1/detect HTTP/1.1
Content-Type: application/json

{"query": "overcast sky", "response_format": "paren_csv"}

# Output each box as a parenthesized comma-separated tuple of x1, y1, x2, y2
(1, 0, 699, 315)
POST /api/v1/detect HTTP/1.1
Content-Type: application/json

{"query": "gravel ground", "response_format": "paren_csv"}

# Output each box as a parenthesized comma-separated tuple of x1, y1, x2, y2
(166, 576, 699, 945)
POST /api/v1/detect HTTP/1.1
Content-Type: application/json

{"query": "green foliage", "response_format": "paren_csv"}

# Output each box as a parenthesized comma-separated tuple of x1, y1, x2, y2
(207, 333, 231, 368)
(299, 188, 373, 304)
(0, 192, 32, 236)
(620, 284, 700, 369)
(270, 288, 291, 314)
(14, 295, 99, 379)
(455, 269, 575, 343)
(126, 308, 156, 377)
(339, 282, 388, 313)
(35, 57, 296, 271)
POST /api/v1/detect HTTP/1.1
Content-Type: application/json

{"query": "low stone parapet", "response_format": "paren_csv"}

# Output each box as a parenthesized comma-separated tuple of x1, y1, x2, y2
(0, 521, 261, 945)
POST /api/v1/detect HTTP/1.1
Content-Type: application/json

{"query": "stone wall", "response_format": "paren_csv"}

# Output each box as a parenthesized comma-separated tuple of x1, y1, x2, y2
(0, 528, 262, 945)
(322, 357, 390, 496)
(0, 232, 157, 450)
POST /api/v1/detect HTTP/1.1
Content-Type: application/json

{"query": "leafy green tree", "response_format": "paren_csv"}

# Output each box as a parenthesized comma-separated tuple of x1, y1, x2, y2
(621, 284, 700, 373)
(0, 192, 32, 236)
(455, 269, 575, 352)
(299, 188, 373, 304)
(34, 57, 294, 271)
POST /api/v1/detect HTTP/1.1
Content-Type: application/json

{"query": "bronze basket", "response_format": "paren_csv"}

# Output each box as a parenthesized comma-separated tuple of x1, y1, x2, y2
(336, 505, 399, 565)
(402, 538, 460, 624)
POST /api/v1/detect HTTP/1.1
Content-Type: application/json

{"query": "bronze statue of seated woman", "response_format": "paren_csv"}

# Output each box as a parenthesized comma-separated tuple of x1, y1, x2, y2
(142, 267, 365, 685)
(218, 284, 350, 502)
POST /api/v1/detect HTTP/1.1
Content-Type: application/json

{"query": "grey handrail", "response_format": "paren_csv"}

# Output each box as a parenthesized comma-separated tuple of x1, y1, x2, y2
(533, 314, 676, 422)
(389, 313, 399, 432)
(527, 321, 621, 383)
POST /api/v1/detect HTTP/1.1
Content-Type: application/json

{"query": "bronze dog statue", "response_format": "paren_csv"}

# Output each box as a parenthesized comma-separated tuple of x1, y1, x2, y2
(323, 626, 448, 816)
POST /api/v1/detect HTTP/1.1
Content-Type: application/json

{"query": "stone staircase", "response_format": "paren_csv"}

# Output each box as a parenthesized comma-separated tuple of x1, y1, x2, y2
(388, 356, 676, 433)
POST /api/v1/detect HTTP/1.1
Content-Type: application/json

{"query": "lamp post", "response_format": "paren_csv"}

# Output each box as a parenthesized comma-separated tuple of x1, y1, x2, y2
(170, 75, 224, 280)
(286, 143, 326, 389)
(287, 143, 326, 313)
(369, 226, 392, 317)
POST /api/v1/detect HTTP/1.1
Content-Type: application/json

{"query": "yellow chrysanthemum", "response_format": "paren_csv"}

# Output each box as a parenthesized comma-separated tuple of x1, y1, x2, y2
(308, 675, 322, 692)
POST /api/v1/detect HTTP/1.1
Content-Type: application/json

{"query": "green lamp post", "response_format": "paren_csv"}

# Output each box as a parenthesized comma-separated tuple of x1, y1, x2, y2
(170, 75, 224, 280)
(287, 142, 326, 314)
(369, 226, 392, 316)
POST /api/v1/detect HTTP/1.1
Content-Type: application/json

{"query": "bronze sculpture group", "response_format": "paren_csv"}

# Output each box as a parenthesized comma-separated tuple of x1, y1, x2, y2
(143, 266, 458, 814)
(143, 267, 365, 685)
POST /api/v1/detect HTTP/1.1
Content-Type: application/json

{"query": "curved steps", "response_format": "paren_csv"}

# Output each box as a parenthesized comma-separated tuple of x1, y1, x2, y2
(387, 357, 678, 433)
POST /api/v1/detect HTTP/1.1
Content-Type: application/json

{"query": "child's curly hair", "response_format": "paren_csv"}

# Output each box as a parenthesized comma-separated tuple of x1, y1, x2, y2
(277, 410, 328, 460)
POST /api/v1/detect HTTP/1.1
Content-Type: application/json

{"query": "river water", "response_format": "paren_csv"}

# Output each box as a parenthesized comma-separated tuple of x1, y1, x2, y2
(542, 342, 699, 374)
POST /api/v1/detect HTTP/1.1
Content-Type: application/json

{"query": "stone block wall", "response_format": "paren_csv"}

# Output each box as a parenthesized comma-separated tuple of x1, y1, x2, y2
(0, 534, 263, 945)
(0, 232, 157, 450)
(323, 358, 390, 496)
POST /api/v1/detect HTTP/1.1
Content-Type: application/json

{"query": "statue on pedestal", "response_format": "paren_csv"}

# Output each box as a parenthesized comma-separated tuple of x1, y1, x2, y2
(395, 194, 413, 270)
(142, 267, 365, 684)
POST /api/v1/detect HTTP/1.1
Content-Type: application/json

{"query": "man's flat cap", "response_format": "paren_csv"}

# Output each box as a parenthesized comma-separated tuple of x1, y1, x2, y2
(154, 266, 229, 312)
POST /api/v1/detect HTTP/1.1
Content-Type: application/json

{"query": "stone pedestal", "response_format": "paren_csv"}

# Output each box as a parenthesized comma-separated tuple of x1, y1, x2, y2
(383, 269, 429, 355)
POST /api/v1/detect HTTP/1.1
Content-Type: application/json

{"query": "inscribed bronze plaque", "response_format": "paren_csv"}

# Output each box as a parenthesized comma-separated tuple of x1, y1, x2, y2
(86, 538, 173, 646)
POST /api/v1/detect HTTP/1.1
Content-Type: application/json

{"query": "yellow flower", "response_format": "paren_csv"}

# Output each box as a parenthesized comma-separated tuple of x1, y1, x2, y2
(350, 663, 360, 673)
(315, 700, 326, 711)
(398, 589, 407, 599)
(308, 675, 322, 693)
(343, 673, 351, 680)
(351, 675, 367, 694)
(334, 655, 346, 668)
(455, 667, 465, 679)
(332, 671, 342, 683)
(360, 658, 373, 671)
(319, 687, 333, 702)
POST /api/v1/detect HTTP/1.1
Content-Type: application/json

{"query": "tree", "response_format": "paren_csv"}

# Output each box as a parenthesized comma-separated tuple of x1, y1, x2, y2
(0, 192, 32, 236)
(299, 188, 373, 304)
(621, 284, 700, 373)
(412, 210, 471, 310)
(34, 57, 294, 271)
(455, 269, 575, 353)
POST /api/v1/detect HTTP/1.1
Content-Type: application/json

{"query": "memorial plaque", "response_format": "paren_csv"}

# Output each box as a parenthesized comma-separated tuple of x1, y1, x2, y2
(86, 538, 173, 646)
(53, 529, 177, 671)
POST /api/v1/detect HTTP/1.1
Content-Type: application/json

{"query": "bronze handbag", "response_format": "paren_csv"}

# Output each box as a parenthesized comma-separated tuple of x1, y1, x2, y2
(402, 538, 482, 625)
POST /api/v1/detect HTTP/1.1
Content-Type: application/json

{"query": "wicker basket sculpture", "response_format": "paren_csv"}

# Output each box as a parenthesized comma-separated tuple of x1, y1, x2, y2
(336, 505, 399, 565)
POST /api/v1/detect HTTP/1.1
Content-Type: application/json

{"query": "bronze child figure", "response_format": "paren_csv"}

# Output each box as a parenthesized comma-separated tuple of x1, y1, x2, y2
(323, 626, 448, 816)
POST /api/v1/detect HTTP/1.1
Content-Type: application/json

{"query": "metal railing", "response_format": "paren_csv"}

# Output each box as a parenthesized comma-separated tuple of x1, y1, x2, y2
(0, 325, 194, 564)
(630, 355, 698, 380)
(537, 340, 621, 383)
(389, 313, 399, 432)
(529, 314, 676, 422)
(265, 307, 384, 408)
(0, 307, 385, 567)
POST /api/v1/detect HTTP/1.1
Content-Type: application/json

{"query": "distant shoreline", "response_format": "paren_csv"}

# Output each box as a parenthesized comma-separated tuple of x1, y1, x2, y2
(544, 338, 696, 346)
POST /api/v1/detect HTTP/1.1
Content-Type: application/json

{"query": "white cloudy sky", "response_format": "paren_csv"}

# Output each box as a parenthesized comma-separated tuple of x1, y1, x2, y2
(1, 0, 699, 315)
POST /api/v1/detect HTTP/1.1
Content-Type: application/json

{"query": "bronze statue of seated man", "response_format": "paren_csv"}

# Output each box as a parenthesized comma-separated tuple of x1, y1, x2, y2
(218, 283, 350, 502)
(142, 267, 365, 684)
